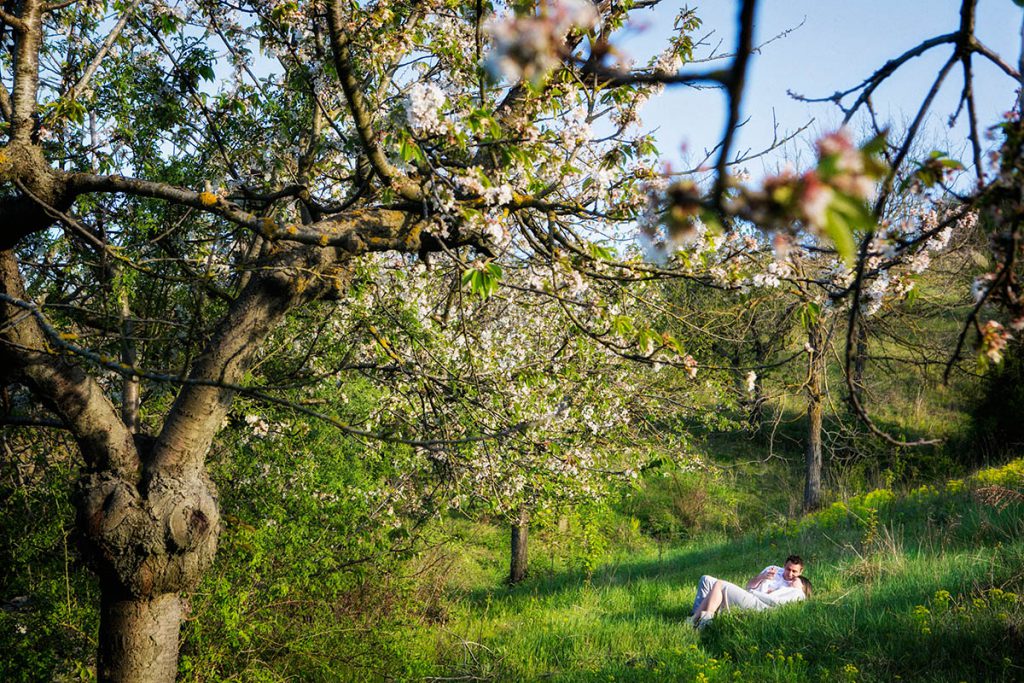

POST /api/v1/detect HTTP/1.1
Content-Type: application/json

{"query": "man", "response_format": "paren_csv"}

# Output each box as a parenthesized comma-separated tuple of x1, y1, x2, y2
(688, 554, 808, 626)
(746, 555, 805, 593)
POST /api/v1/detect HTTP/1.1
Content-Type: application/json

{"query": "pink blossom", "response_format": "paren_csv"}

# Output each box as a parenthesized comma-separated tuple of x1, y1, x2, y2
(798, 172, 833, 231)
(816, 128, 854, 157)
(484, 0, 598, 84)
(980, 320, 1011, 364)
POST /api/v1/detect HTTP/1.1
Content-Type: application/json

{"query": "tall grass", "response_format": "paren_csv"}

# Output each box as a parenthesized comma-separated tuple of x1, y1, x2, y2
(410, 461, 1024, 682)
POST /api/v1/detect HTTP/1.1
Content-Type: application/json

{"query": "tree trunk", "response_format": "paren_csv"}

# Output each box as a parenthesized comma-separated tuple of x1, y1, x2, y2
(76, 468, 220, 683)
(851, 321, 867, 401)
(3, 230, 339, 681)
(804, 322, 826, 511)
(509, 508, 528, 584)
(119, 284, 139, 433)
(97, 592, 182, 683)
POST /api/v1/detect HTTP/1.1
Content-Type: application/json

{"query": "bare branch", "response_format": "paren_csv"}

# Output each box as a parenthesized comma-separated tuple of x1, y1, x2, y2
(788, 33, 957, 117)
(0, 414, 67, 429)
(711, 0, 758, 210)
(972, 38, 1022, 81)
(0, 8, 27, 32)
(0, 288, 536, 450)
(67, 0, 143, 101)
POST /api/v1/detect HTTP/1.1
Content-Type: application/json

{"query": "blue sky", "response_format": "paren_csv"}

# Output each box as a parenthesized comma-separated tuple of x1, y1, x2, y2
(622, 0, 1022, 176)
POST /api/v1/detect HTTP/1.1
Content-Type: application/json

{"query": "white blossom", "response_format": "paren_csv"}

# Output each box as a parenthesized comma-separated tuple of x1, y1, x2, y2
(406, 82, 446, 135)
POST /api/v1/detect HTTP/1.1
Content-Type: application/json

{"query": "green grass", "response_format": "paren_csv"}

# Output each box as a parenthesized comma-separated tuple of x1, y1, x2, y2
(408, 461, 1024, 682)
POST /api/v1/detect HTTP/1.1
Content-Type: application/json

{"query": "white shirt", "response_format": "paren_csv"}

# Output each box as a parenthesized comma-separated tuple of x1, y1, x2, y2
(751, 585, 805, 606)
(757, 565, 801, 594)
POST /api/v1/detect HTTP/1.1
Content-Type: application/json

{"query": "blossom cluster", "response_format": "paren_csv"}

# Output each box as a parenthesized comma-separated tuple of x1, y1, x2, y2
(405, 82, 447, 136)
(484, 0, 599, 85)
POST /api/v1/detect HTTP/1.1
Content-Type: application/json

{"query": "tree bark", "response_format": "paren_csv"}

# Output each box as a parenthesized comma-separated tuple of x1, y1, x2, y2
(509, 508, 528, 584)
(803, 321, 826, 511)
(97, 591, 182, 683)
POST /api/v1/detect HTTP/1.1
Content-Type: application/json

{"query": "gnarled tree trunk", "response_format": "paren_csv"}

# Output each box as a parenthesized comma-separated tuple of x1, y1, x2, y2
(77, 469, 220, 682)
(1, 244, 330, 681)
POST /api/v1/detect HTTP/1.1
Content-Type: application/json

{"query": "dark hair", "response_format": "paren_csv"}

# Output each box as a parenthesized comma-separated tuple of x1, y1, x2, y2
(786, 554, 804, 567)
(799, 576, 813, 598)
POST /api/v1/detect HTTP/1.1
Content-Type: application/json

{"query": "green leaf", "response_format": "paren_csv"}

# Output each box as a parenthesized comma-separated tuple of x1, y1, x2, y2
(699, 209, 723, 235)
(798, 301, 821, 329)
(588, 242, 615, 261)
(823, 208, 856, 265)
(397, 133, 425, 164)
(860, 131, 888, 156)
(612, 315, 634, 336)
(462, 263, 502, 299)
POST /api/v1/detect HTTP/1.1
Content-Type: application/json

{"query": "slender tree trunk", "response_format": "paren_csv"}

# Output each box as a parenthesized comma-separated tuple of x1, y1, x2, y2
(749, 339, 766, 430)
(97, 591, 182, 683)
(119, 285, 139, 433)
(804, 322, 826, 511)
(509, 508, 528, 584)
(851, 321, 867, 401)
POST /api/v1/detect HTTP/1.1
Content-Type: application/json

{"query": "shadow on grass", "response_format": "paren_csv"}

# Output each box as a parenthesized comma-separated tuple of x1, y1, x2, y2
(461, 531, 807, 610)
(693, 545, 1024, 682)
(451, 497, 1024, 682)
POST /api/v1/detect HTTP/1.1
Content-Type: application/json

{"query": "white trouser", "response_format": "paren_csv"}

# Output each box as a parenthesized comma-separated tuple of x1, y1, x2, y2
(692, 575, 771, 614)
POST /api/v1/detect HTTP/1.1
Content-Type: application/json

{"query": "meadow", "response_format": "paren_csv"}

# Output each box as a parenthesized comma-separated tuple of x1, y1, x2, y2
(404, 460, 1024, 682)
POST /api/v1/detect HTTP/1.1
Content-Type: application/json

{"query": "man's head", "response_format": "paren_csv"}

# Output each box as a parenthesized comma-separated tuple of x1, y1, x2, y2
(782, 555, 804, 582)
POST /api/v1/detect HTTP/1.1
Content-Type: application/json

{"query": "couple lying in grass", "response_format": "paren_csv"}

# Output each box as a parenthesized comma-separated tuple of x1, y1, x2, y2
(687, 554, 813, 629)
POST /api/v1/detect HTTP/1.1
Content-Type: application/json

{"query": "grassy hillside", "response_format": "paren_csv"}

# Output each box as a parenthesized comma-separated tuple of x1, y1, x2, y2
(410, 460, 1024, 682)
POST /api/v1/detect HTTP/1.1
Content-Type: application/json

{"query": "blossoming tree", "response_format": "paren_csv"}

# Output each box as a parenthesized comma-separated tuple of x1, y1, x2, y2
(1, 0, 1021, 680)
(0, 0, 703, 678)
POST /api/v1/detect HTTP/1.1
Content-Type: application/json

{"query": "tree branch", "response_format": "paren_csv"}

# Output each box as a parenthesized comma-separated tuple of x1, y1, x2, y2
(67, 0, 143, 101)
(325, 1, 421, 202)
(0, 250, 139, 475)
(9, 0, 43, 143)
